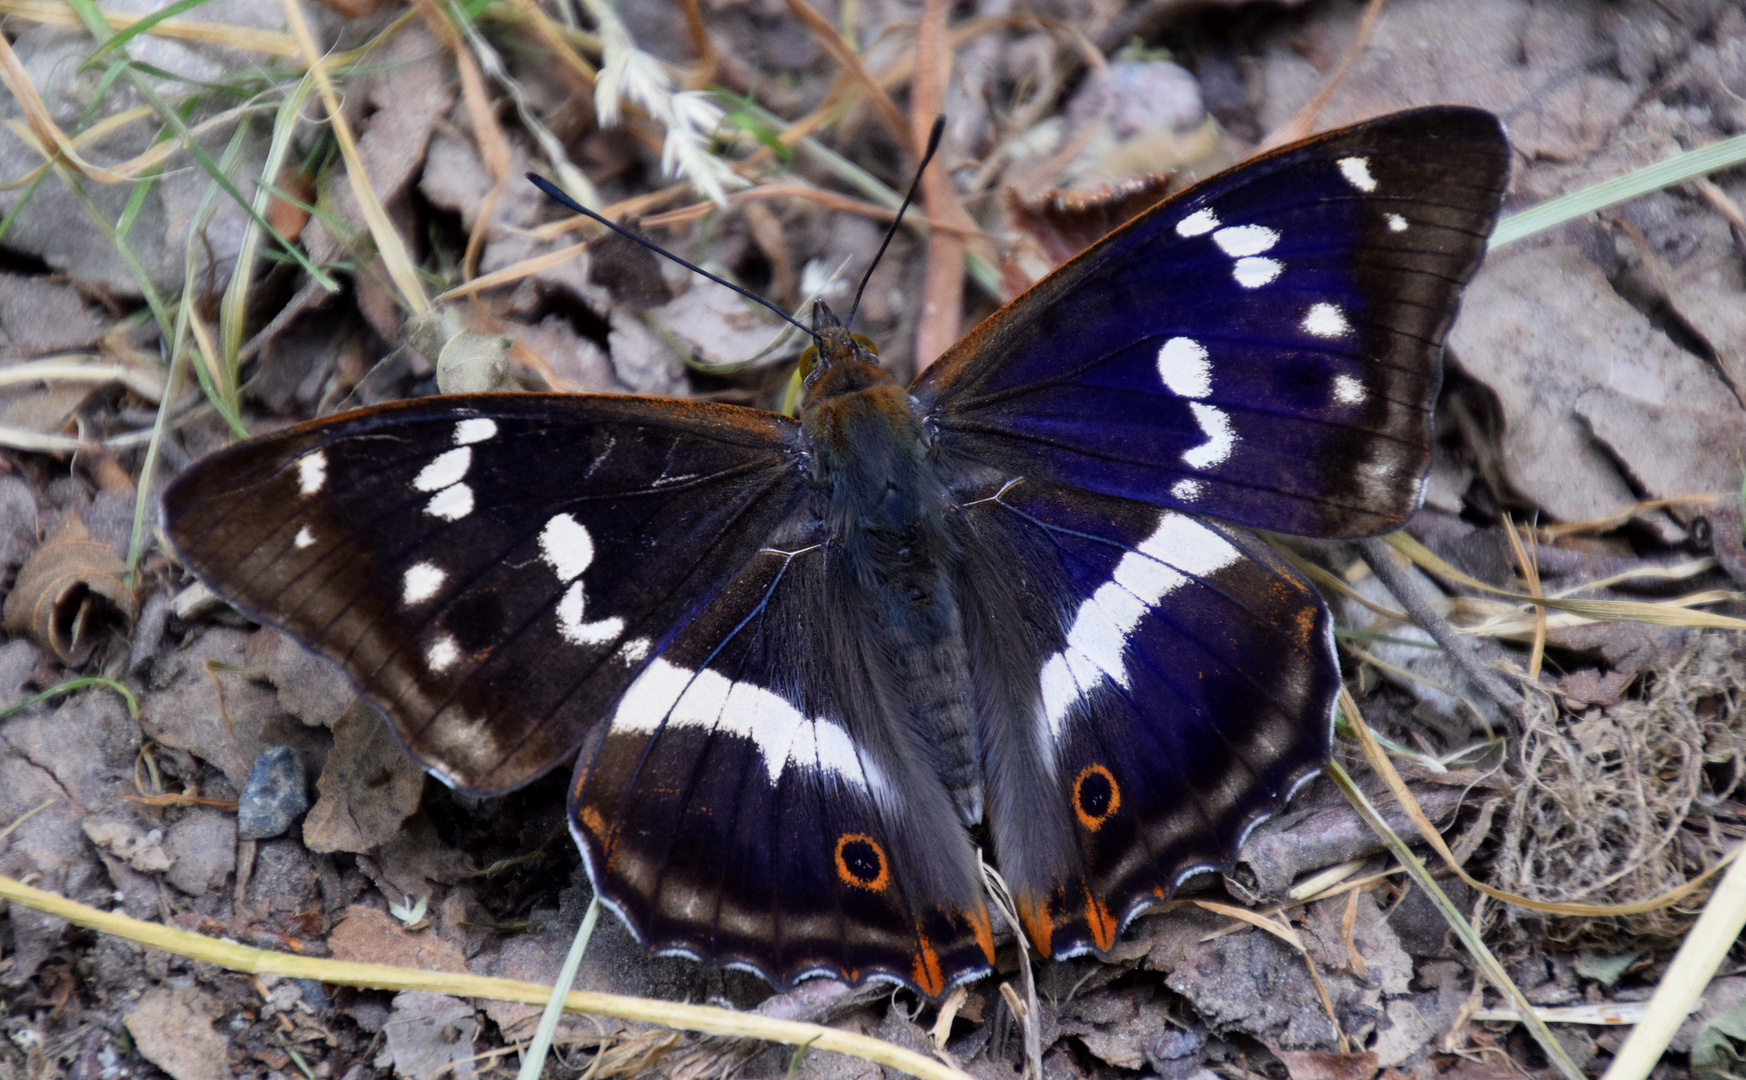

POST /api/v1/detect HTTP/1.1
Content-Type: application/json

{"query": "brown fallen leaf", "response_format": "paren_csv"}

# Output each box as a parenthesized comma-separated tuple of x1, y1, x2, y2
(82, 816, 174, 874)
(380, 992, 480, 1080)
(124, 986, 233, 1080)
(2, 511, 136, 666)
(1276, 1048, 1380, 1080)
(328, 905, 468, 974)
(1008, 175, 1176, 262)
(265, 164, 317, 246)
(303, 700, 424, 855)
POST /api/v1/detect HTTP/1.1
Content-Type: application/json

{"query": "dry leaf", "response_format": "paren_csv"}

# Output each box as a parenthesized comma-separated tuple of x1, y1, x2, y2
(2, 511, 136, 665)
(124, 987, 232, 1080)
(327, 905, 468, 973)
(404, 307, 517, 394)
(1005, 173, 1176, 268)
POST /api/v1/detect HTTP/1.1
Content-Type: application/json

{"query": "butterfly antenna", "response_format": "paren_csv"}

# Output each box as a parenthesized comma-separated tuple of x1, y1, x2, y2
(845, 115, 946, 331)
(527, 174, 815, 339)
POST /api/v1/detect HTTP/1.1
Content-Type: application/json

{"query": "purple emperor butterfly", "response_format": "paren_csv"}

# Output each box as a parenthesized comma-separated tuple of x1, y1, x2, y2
(164, 107, 1508, 994)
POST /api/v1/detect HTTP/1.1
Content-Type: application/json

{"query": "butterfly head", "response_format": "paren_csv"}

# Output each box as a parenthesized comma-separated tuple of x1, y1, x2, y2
(798, 300, 884, 403)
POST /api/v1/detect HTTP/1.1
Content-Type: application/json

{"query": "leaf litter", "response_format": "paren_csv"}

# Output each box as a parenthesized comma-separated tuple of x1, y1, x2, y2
(1, 0, 1745, 1078)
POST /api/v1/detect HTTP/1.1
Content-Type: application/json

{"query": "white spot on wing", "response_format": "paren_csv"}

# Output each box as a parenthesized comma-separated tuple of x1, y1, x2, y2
(1302, 302, 1351, 338)
(1212, 225, 1279, 257)
(617, 638, 651, 665)
(539, 514, 597, 581)
(1039, 513, 1241, 746)
(608, 659, 879, 790)
(414, 447, 471, 492)
(1333, 374, 1367, 405)
(1386, 213, 1408, 232)
(297, 452, 326, 496)
(293, 526, 316, 549)
(1233, 257, 1282, 288)
(455, 418, 497, 445)
(556, 580, 623, 646)
(1171, 478, 1203, 501)
(402, 561, 445, 605)
(425, 483, 474, 520)
(1338, 156, 1377, 192)
(426, 635, 459, 672)
(1175, 208, 1219, 237)
(1156, 337, 1211, 398)
(1182, 402, 1235, 469)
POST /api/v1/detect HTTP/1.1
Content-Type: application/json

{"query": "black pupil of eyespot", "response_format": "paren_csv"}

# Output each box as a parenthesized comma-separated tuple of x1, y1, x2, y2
(844, 840, 880, 880)
(1079, 772, 1112, 815)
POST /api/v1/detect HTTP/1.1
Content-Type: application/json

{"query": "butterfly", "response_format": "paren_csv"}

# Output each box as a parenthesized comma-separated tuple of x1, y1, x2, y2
(162, 107, 1508, 996)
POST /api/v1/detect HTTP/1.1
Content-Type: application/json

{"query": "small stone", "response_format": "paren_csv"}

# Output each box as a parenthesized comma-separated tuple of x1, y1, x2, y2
(236, 747, 309, 840)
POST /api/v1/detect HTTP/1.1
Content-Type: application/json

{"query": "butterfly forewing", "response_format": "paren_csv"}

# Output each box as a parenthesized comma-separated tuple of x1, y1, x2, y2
(920, 106, 1508, 539)
(570, 535, 996, 993)
(954, 478, 1337, 958)
(163, 394, 806, 794)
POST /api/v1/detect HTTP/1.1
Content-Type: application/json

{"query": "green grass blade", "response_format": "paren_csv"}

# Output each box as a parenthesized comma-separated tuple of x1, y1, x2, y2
(84, 0, 219, 68)
(1327, 757, 1586, 1080)
(1492, 131, 1746, 249)
(0, 677, 138, 722)
(61, 0, 339, 292)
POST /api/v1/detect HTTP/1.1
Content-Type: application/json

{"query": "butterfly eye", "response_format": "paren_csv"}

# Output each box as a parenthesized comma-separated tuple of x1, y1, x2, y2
(850, 333, 880, 356)
(799, 344, 820, 379)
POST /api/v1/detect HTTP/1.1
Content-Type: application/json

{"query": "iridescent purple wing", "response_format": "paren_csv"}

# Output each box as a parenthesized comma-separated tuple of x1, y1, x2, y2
(951, 478, 1338, 958)
(570, 533, 996, 994)
(919, 107, 1508, 538)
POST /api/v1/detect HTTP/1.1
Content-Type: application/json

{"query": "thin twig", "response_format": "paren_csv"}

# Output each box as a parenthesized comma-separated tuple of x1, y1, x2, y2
(780, 0, 911, 153)
(1356, 537, 1525, 728)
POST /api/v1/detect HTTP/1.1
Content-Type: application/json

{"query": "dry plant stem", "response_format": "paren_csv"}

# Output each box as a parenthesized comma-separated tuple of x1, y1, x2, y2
(1324, 750, 1584, 1080)
(1501, 516, 1547, 679)
(0, 30, 127, 182)
(1343, 684, 1736, 917)
(416, 0, 510, 282)
(1260, 0, 1387, 150)
(0, 0, 299, 56)
(1000, 16, 1112, 193)
(1386, 531, 1746, 631)
(980, 866, 1041, 1080)
(640, 182, 982, 236)
(912, 0, 967, 369)
(676, 0, 717, 89)
(1601, 845, 1746, 1080)
(0, 874, 972, 1080)
(505, 0, 596, 86)
(281, 0, 430, 314)
(780, 0, 912, 154)
(1356, 537, 1524, 727)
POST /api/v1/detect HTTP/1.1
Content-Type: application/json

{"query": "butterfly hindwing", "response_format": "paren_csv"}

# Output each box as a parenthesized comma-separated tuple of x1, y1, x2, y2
(162, 394, 807, 794)
(920, 106, 1508, 538)
(569, 531, 996, 993)
(952, 478, 1337, 958)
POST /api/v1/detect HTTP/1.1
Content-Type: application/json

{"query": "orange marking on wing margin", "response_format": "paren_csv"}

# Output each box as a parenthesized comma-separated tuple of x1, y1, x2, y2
(1083, 884, 1117, 952)
(577, 805, 606, 840)
(911, 931, 945, 997)
(1015, 894, 1054, 957)
(966, 904, 996, 963)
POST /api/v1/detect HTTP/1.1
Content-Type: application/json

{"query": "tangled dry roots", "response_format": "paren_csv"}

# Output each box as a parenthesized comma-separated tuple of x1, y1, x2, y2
(1491, 631, 1746, 940)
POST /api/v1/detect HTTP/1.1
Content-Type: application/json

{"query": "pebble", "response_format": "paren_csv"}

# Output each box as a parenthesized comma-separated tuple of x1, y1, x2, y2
(236, 746, 309, 840)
